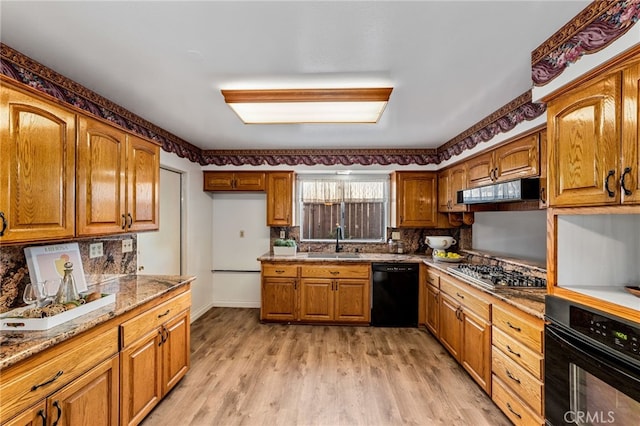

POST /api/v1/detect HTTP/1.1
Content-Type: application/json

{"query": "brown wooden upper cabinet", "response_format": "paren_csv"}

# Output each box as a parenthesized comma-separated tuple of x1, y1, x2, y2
(393, 171, 439, 227)
(77, 116, 159, 236)
(266, 172, 293, 226)
(0, 83, 77, 243)
(546, 53, 640, 207)
(203, 171, 265, 191)
(438, 163, 467, 212)
(466, 133, 540, 188)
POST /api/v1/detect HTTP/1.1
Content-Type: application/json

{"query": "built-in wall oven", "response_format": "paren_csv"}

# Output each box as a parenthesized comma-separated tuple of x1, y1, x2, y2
(545, 296, 640, 425)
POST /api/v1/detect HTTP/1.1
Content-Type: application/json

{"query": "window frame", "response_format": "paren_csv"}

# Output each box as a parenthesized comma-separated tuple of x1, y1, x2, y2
(297, 173, 389, 243)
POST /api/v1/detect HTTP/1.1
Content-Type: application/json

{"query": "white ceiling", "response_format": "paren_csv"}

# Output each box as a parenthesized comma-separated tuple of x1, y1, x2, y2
(0, 1, 590, 152)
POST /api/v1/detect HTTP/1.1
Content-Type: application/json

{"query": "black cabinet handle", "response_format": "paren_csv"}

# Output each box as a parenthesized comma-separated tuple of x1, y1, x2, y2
(506, 321, 521, 332)
(157, 309, 171, 318)
(506, 345, 521, 358)
(539, 187, 546, 204)
(506, 369, 521, 384)
(158, 329, 164, 346)
(127, 213, 133, 228)
(506, 402, 522, 419)
(52, 400, 62, 426)
(31, 370, 63, 391)
(621, 167, 632, 196)
(605, 169, 616, 197)
(0, 212, 6, 236)
(37, 409, 46, 426)
(121, 214, 127, 229)
(455, 292, 464, 299)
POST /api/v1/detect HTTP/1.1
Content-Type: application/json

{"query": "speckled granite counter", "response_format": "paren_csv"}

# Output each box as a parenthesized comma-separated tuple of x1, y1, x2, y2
(0, 274, 195, 370)
(259, 251, 546, 319)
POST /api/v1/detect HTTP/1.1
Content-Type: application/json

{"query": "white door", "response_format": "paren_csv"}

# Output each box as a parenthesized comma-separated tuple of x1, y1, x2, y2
(138, 168, 182, 275)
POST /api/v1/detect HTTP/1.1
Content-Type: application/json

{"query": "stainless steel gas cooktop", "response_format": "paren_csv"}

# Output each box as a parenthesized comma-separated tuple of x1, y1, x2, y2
(447, 264, 546, 291)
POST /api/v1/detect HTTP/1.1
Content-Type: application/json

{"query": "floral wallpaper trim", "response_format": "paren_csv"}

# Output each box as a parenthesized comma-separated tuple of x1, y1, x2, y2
(437, 91, 546, 162)
(531, 0, 640, 86)
(201, 149, 439, 166)
(0, 43, 205, 165)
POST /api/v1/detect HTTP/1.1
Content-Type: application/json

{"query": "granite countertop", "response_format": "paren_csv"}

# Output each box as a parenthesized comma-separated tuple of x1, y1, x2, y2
(259, 251, 546, 319)
(0, 274, 195, 370)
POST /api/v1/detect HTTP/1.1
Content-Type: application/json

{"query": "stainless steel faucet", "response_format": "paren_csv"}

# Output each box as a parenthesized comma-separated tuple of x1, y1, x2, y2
(335, 223, 343, 252)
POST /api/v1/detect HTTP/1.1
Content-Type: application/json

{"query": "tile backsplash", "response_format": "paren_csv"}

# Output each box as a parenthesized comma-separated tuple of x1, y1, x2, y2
(0, 235, 137, 313)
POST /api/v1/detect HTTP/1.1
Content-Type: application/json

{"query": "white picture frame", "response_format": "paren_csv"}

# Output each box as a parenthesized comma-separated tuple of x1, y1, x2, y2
(24, 242, 88, 293)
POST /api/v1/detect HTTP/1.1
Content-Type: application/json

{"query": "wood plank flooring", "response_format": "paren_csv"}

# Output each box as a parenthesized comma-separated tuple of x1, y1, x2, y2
(142, 308, 510, 426)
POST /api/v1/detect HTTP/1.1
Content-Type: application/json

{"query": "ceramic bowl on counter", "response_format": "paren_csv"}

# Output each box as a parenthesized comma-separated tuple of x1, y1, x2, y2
(425, 236, 456, 250)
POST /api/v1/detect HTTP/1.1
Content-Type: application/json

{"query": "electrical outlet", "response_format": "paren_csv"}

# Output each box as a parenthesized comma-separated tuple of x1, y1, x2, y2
(280, 230, 286, 239)
(122, 239, 133, 253)
(89, 242, 103, 258)
(392, 231, 401, 240)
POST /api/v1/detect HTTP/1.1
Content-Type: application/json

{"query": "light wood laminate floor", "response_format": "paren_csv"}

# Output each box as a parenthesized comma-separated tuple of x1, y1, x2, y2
(142, 308, 510, 426)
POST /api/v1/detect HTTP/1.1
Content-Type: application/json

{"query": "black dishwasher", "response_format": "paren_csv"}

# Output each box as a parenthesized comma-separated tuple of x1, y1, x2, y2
(371, 263, 419, 327)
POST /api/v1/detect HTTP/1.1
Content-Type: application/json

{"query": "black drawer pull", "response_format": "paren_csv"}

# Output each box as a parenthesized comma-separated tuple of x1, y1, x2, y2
(157, 309, 171, 318)
(506, 321, 521, 332)
(506, 402, 522, 419)
(621, 167, 632, 196)
(506, 345, 521, 357)
(52, 400, 62, 426)
(37, 409, 46, 426)
(275, 269, 285, 273)
(456, 292, 464, 299)
(506, 369, 521, 384)
(330, 271, 340, 275)
(605, 169, 616, 198)
(31, 370, 63, 391)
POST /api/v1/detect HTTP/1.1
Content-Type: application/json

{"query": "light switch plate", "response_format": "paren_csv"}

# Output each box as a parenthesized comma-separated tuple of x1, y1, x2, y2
(122, 239, 133, 253)
(89, 242, 103, 258)
(392, 232, 401, 240)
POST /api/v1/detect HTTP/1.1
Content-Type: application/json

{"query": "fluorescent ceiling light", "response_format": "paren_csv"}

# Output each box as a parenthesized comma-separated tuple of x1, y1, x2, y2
(221, 88, 392, 124)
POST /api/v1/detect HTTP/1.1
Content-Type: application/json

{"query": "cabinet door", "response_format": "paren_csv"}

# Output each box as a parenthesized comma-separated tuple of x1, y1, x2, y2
(266, 172, 293, 226)
(538, 129, 548, 208)
(426, 284, 440, 337)
(437, 171, 450, 212)
(47, 355, 119, 426)
(203, 171, 235, 190)
(396, 172, 438, 227)
(547, 71, 621, 207)
(438, 292, 461, 360)
(299, 278, 333, 321)
(2, 402, 46, 426)
(127, 135, 160, 232)
(334, 279, 370, 323)
(466, 152, 494, 188)
(448, 164, 467, 212)
(0, 85, 76, 243)
(494, 134, 539, 182)
(622, 60, 640, 204)
(76, 116, 127, 235)
(234, 172, 266, 191)
(461, 309, 491, 394)
(162, 310, 190, 394)
(120, 330, 163, 426)
(261, 277, 298, 321)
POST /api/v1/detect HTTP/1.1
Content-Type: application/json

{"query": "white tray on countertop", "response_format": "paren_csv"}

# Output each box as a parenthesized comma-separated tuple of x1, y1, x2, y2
(0, 293, 116, 331)
(432, 255, 463, 263)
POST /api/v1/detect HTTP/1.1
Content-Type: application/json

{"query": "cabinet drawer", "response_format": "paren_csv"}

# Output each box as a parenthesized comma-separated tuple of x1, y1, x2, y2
(492, 327, 543, 380)
(262, 264, 298, 277)
(0, 326, 118, 421)
(492, 376, 544, 426)
(492, 348, 543, 416)
(121, 290, 191, 348)
(440, 276, 490, 321)
(493, 304, 543, 352)
(425, 269, 440, 288)
(301, 264, 370, 279)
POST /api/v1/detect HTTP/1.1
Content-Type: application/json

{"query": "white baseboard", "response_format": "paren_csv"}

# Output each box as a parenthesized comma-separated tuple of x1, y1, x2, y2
(190, 302, 215, 323)
(212, 300, 261, 308)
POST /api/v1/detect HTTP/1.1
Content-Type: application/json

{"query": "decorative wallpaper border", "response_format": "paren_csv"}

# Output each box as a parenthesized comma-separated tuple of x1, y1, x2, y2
(201, 148, 439, 166)
(531, 0, 640, 86)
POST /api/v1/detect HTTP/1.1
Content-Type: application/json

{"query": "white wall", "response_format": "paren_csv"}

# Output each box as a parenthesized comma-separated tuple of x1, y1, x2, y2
(472, 210, 547, 263)
(160, 151, 214, 322)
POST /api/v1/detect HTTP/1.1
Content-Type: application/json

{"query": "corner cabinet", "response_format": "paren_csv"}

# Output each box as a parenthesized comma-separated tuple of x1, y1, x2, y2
(77, 116, 159, 236)
(0, 83, 76, 243)
(546, 53, 640, 207)
(393, 171, 440, 227)
(266, 172, 293, 226)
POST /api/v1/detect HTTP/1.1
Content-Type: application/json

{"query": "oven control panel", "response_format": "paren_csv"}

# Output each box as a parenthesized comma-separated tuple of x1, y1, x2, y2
(570, 306, 640, 362)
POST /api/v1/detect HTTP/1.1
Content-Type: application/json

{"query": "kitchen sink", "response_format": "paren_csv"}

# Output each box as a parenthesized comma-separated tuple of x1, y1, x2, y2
(306, 252, 361, 259)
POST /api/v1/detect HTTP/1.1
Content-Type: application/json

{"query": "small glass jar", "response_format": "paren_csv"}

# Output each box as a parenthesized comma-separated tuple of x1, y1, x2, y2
(388, 239, 396, 253)
(55, 261, 80, 304)
(396, 241, 404, 254)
